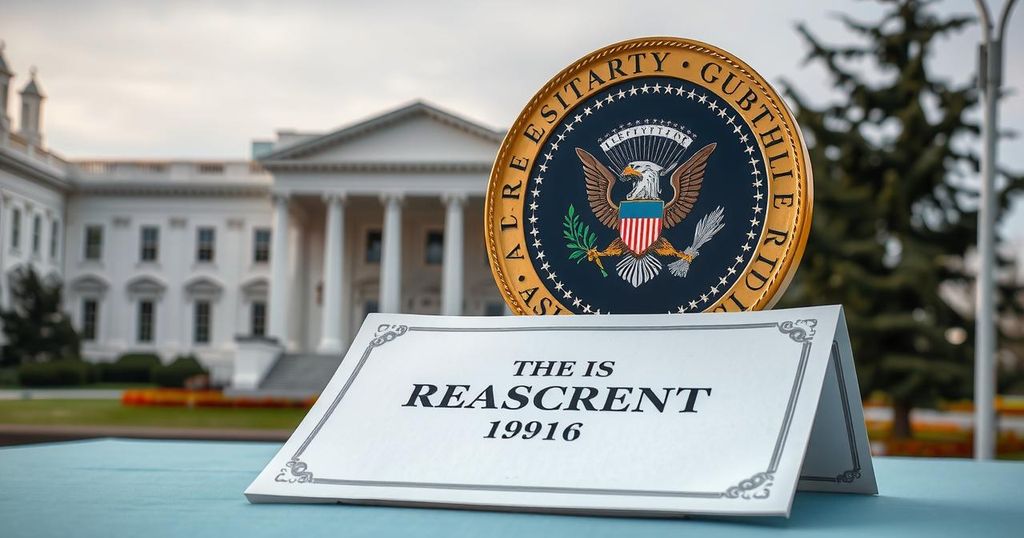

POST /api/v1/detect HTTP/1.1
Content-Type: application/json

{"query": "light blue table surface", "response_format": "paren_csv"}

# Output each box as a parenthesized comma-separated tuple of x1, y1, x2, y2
(1, 439, 1022, 537)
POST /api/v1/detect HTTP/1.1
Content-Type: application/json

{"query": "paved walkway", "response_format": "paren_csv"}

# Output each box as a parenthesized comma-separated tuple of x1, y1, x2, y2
(0, 423, 291, 446)
(0, 389, 124, 400)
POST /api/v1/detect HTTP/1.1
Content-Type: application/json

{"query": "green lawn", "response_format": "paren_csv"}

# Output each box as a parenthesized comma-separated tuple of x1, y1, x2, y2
(0, 399, 307, 430)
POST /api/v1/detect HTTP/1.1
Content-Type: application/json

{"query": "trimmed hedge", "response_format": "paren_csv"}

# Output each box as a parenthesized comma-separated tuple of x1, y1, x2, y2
(14, 353, 208, 388)
(18, 359, 96, 387)
(98, 353, 162, 383)
(151, 355, 208, 388)
(0, 367, 19, 387)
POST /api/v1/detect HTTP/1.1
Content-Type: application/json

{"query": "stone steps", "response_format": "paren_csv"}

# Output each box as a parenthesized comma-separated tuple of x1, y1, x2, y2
(256, 353, 344, 395)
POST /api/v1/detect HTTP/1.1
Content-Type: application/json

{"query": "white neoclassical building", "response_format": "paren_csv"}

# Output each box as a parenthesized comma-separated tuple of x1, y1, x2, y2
(0, 46, 507, 391)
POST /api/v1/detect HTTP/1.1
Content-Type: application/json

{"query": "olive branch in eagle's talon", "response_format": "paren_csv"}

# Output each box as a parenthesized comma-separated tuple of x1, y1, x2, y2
(563, 204, 608, 277)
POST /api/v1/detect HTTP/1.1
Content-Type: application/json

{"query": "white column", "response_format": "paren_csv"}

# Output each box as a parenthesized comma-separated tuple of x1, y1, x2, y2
(0, 193, 6, 312)
(318, 193, 346, 353)
(222, 219, 245, 351)
(379, 193, 403, 313)
(165, 218, 188, 353)
(109, 218, 132, 348)
(441, 194, 466, 316)
(268, 194, 290, 345)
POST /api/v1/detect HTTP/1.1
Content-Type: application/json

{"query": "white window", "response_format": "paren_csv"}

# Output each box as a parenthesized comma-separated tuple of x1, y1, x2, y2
(253, 228, 271, 263)
(31, 215, 41, 255)
(196, 227, 215, 262)
(194, 301, 211, 344)
(140, 226, 159, 262)
(84, 225, 103, 260)
(10, 208, 21, 250)
(81, 299, 98, 341)
(250, 301, 266, 337)
(50, 220, 60, 261)
(365, 230, 382, 263)
(137, 300, 155, 343)
(425, 231, 444, 265)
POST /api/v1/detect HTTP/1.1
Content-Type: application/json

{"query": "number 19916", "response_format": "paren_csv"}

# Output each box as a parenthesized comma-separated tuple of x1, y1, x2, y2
(484, 420, 582, 441)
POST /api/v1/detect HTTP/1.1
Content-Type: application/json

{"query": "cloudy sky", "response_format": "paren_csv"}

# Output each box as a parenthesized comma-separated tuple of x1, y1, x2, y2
(2, 0, 1022, 235)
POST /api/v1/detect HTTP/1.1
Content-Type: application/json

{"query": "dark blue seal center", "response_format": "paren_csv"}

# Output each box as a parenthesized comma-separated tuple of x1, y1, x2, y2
(525, 76, 768, 314)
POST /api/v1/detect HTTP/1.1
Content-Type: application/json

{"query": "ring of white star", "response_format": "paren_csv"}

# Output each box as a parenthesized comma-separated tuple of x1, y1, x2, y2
(527, 81, 766, 315)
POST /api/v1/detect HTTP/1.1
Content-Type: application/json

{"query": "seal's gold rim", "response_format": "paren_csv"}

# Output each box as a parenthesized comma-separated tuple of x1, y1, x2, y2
(485, 36, 812, 315)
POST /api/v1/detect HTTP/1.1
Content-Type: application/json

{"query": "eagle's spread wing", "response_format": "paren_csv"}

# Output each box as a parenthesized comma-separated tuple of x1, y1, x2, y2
(664, 143, 716, 228)
(575, 148, 618, 228)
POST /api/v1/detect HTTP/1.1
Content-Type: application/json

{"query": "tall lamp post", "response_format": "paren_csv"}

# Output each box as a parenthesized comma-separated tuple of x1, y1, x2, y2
(973, 0, 1017, 461)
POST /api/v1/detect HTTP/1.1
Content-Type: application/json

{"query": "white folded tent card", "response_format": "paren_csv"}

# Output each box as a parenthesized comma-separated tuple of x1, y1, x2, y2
(247, 305, 876, 517)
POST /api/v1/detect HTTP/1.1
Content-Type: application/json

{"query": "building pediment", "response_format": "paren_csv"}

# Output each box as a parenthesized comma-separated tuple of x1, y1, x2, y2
(126, 275, 166, 297)
(69, 274, 110, 294)
(184, 276, 224, 299)
(260, 101, 503, 169)
(241, 276, 269, 297)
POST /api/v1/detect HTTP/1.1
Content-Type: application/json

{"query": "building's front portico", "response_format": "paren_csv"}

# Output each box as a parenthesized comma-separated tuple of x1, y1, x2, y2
(224, 101, 506, 390)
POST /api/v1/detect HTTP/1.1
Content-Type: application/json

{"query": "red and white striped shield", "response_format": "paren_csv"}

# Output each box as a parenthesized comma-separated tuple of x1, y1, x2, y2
(618, 200, 664, 256)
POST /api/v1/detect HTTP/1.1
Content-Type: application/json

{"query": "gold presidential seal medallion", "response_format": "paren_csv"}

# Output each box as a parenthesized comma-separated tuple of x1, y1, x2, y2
(486, 37, 812, 315)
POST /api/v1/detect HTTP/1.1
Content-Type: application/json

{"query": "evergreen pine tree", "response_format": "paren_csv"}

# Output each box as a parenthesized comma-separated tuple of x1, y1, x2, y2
(0, 266, 80, 365)
(779, 0, 1023, 439)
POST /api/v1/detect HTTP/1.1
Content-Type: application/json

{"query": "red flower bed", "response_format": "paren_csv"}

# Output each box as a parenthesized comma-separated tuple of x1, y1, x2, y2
(864, 397, 1024, 417)
(884, 431, 1024, 458)
(122, 389, 315, 409)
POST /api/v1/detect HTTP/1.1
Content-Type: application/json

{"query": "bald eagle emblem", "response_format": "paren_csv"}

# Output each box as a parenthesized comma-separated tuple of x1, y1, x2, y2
(565, 121, 725, 288)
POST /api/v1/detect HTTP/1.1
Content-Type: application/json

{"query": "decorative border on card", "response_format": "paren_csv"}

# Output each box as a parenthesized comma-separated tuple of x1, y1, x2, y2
(285, 319, 831, 500)
(798, 341, 863, 484)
